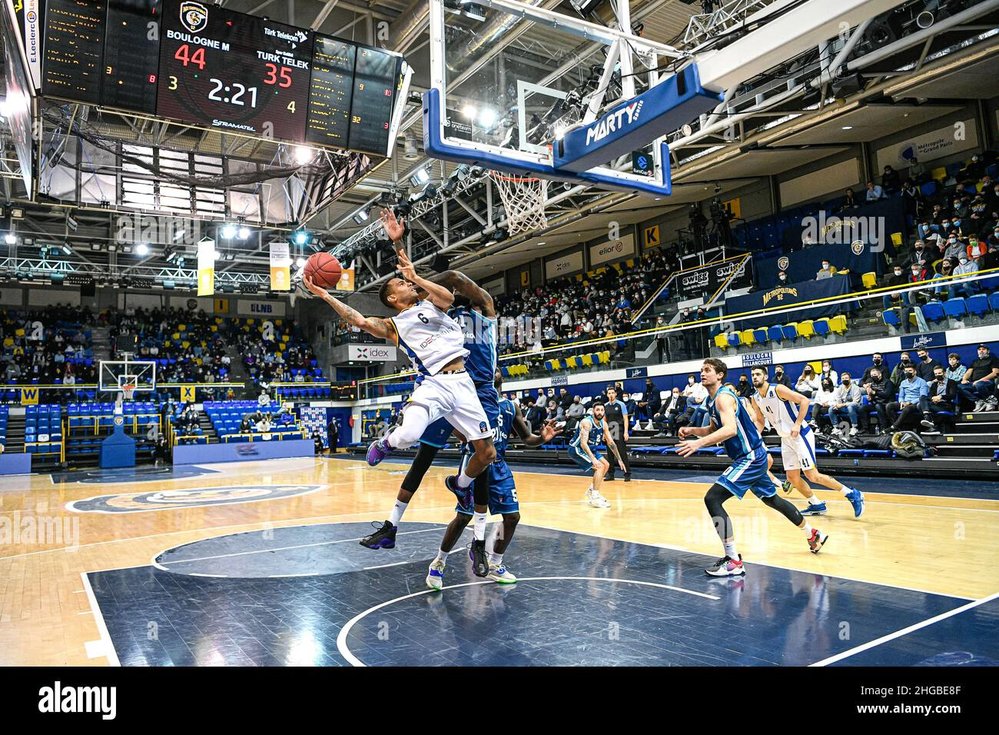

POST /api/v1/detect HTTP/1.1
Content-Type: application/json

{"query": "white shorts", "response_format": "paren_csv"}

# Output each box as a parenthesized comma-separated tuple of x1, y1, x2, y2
(408, 371, 492, 442)
(781, 429, 817, 472)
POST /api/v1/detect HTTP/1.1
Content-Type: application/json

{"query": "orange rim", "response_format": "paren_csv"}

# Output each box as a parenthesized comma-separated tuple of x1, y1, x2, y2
(488, 171, 544, 184)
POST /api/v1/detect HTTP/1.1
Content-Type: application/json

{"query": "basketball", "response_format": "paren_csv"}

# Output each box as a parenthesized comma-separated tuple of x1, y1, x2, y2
(304, 252, 342, 288)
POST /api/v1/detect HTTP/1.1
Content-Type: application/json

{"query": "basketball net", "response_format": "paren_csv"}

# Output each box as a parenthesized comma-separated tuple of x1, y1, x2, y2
(489, 171, 548, 235)
(121, 384, 136, 402)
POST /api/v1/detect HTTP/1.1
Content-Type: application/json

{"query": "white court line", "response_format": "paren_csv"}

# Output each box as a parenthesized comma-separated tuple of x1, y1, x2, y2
(336, 575, 719, 667)
(810, 591, 999, 667)
(522, 521, 977, 602)
(362, 561, 412, 571)
(150, 527, 442, 570)
(79, 572, 121, 666)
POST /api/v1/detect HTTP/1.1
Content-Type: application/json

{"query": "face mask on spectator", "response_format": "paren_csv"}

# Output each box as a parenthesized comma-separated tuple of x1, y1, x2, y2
(894, 268, 902, 276)
(959, 257, 969, 265)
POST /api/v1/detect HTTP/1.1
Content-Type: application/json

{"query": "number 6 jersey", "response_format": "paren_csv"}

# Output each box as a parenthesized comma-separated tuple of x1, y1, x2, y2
(390, 300, 469, 376)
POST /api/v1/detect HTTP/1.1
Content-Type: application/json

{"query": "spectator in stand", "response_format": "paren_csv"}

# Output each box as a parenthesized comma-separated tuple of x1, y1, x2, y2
(772, 364, 792, 389)
(682, 373, 708, 407)
(932, 258, 956, 300)
(891, 352, 915, 387)
(525, 399, 544, 433)
(966, 235, 987, 262)
(862, 367, 895, 435)
(795, 364, 820, 398)
(635, 379, 660, 429)
(888, 363, 929, 432)
(820, 360, 838, 387)
(959, 344, 999, 412)
(952, 254, 979, 298)
(558, 387, 573, 414)
(653, 387, 685, 435)
(881, 165, 901, 195)
(862, 353, 889, 385)
(565, 396, 586, 429)
(810, 378, 837, 432)
(882, 264, 910, 312)
(920, 365, 958, 432)
(830, 372, 863, 436)
(865, 180, 884, 202)
(908, 156, 926, 183)
(943, 233, 966, 261)
(545, 399, 562, 423)
(902, 179, 922, 218)
(327, 417, 339, 453)
(915, 348, 942, 382)
(736, 374, 752, 398)
(840, 188, 858, 211)
(816, 260, 838, 280)
(945, 353, 967, 383)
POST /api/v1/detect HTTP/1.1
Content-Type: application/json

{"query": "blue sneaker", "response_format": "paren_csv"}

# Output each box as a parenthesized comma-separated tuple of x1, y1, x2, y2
(846, 488, 865, 518)
(444, 475, 473, 508)
(800, 501, 828, 516)
(366, 437, 391, 466)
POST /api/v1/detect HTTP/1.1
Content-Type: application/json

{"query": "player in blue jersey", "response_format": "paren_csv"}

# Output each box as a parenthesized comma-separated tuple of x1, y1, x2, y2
(361, 268, 502, 577)
(749, 366, 865, 517)
(677, 358, 829, 577)
(426, 370, 560, 590)
(566, 401, 620, 508)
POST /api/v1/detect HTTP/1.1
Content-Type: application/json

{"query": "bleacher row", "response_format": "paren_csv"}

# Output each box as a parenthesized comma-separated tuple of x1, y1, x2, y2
(715, 315, 848, 351)
(203, 401, 304, 443)
(0, 406, 8, 450)
(531, 350, 612, 376)
(274, 385, 335, 399)
(883, 292, 999, 330)
(25, 405, 63, 457)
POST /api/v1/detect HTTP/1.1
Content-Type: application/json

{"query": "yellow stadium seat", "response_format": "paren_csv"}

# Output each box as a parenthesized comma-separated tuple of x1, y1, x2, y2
(862, 272, 877, 289)
(15, 328, 25, 337)
(178, 324, 186, 331)
(181, 341, 190, 349)
(581, 354, 593, 367)
(247, 319, 255, 325)
(797, 320, 815, 339)
(172, 332, 181, 341)
(829, 315, 848, 334)
(566, 356, 578, 369)
(930, 166, 947, 181)
(740, 329, 755, 347)
(598, 350, 610, 364)
(3, 337, 13, 348)
(551, 359, 562, 371)
(714, 333, 729, 350)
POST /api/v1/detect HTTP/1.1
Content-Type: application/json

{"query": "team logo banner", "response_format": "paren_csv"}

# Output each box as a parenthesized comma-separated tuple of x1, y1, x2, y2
(197, 238, 215, 296)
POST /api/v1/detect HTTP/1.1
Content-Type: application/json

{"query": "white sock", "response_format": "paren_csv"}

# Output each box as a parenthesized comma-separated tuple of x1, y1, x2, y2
(388, 500, 408, 527)
(802, 523, 814, 536)
(723, 540, 739, 559)
(808, 496, 824, 506)
(434, 549, 448, 564)
(473, 512, 487, 541)
(488, 552, 503, 566)
(457, 470, 474, 489)
(838, 485, 851, 496)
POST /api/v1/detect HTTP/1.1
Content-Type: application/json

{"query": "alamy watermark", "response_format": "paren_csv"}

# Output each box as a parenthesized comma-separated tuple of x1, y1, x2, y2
(0, 511, 79, 551)
(801, 212, 886, 252)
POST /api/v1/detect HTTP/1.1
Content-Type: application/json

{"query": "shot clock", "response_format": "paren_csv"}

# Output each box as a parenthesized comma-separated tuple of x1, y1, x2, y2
(156, 0, 312, 141)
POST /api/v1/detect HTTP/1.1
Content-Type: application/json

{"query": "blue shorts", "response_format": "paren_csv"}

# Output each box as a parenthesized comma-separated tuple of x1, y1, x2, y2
(419, 382, 500, 448)
(456, 455, 519, 516)
(567, 445, 604, 473)
(716, 446, 777, 500)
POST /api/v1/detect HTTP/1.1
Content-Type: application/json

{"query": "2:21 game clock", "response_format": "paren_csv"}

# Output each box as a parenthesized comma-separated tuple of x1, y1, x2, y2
(156, 0, 312, 142)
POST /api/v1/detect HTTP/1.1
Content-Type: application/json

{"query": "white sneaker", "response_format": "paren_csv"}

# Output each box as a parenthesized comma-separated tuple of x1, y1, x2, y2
(849, 427, 858, 436)
(426, 558, 446, 591)
(586, 489, 611, 508)
(831, 427, 842, 436)
(984, 397, 999, 412)
(487, 563, 517, 584)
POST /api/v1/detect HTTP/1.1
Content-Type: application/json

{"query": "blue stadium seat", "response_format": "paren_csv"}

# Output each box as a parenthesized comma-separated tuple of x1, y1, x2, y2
(767, 325, 784, 343)
(813, 320, 830, 337)
(752, 328, 767, 344)
(943, 298, 967, 319)
(882, 310, 901, 328)
(921, 301, 946, 324)
(966, 294, 989, 318)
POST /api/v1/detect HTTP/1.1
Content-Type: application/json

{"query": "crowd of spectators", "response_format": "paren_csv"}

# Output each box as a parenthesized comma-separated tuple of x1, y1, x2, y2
(1, 304, 98, 386)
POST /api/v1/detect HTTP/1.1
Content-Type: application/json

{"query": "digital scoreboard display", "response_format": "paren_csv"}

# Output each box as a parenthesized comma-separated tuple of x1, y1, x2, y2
(102, 0, 160, 113)
(305, 36, 355, 149)
(348, 46, 401, 154)
(157, 0, 312, 141)
(42, 0, 107, 105)
(36, 0, 405, 157)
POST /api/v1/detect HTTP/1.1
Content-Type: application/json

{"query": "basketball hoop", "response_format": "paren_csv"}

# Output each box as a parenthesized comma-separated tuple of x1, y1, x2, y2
(121, 384, 136, 402)
(489, 171, 548, 235)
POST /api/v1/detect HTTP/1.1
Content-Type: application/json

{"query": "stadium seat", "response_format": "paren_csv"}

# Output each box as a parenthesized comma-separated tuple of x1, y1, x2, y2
(752, 328, 768, 345)
(598, 351, 610, 365)
(565, 356, 579, 370)
(767, 325, 784, 343)
(781, 323, 798, 341)
(739, 329, 755, 347)
(943, 298, 967, 319)
(797, 320, 815, 339)
(989, 292, 999, 313)
(966, 294, 989, 318)
(581, 353, 593, 367)
(861, 272, 877, 289)
(921, 301, 946, 324)
(882, 310, 901, 328)
(813, 319, 830, 337)
(713, 333, 728, 350)
(726, 333, 741, 349)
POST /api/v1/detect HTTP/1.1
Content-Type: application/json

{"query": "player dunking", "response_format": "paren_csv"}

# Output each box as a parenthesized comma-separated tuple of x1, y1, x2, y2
(677, 358, 828, 577)
(360, 267, 503, 576)
(748, 367, 865, 518)
(426, 370, 560, 590)
(303, 209, 496, 506)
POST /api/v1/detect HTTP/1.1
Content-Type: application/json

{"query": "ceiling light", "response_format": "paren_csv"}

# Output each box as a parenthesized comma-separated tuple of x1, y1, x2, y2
(293, 145, 316, 165)
(4, 233, 15, 245)
(841, 126, 853, 130)
(220, 223, 237, 239)
(135, 242, 150, 256)
(237, 226, 250, 240)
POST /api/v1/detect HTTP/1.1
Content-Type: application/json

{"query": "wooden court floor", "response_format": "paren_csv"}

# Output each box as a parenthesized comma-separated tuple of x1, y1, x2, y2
(0, 456, 994, 665)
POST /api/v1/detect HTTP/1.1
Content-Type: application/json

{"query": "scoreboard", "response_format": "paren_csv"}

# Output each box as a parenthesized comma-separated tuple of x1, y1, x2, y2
(37, 0, 405, 157)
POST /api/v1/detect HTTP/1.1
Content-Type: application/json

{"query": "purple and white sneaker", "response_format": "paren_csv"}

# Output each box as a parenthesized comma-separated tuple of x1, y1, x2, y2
(444, 475, 473, 508)
(366, 437, 392, 466)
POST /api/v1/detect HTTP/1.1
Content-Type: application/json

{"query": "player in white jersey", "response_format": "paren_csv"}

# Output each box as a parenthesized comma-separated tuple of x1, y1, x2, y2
(749, 367, 864, 518)
(303, 210, 496, 494)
